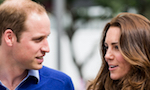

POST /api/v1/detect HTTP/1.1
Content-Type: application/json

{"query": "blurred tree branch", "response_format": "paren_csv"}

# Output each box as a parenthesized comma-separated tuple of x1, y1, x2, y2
(94, 0, 150, 19)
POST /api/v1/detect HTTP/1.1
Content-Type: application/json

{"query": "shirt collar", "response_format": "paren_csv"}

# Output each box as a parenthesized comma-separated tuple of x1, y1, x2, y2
(0, 69, 40, 89)
(27, 70, 40, 83)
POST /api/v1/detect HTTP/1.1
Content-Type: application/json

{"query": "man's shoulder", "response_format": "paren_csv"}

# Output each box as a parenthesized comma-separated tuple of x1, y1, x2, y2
(37, 66, 74, 90)
(19, 66, 74, 90)
(39, 66, 72, 83)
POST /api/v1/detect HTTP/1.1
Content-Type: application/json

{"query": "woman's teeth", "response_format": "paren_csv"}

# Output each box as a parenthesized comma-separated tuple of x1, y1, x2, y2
(110, 65, 117, 68)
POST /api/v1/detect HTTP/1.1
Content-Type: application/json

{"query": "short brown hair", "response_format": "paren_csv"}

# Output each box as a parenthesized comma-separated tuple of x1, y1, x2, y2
(0, 0, 46, 45)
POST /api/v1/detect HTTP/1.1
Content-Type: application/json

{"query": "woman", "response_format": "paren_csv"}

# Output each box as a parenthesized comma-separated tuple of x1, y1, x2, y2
(87, 13, 150, 90)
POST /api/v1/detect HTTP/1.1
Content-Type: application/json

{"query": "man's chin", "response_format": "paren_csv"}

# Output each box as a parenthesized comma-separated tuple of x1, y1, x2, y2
(32, 65, 43, 70)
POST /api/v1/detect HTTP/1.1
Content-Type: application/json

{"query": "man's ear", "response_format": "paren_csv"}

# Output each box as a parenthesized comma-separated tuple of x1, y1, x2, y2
(4, 29, 16, 46)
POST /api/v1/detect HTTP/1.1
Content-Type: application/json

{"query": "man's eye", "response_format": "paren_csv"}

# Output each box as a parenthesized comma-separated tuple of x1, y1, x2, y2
(34, 37, 43, 42)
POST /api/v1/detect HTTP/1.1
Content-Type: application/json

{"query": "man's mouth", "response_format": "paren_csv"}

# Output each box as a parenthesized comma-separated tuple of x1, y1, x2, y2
(36, 56, 43, 59)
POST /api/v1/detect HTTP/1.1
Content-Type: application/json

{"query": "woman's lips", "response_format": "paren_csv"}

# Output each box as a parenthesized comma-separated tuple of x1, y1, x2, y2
(109, 65, 118, 71)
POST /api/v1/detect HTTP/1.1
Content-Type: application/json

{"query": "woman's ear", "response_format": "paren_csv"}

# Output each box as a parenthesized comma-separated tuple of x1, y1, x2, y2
(4, 29, 15, 46)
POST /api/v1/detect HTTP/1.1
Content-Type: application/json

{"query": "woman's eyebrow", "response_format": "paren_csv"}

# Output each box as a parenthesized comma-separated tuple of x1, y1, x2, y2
(111, 42, 118, 45)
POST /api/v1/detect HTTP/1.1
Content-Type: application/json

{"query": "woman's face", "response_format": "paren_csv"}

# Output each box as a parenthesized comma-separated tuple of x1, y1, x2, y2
(104, 26, 131, 80)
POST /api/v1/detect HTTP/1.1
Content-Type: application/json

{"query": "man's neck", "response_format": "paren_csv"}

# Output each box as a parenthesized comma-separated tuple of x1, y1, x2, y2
(0, 66, 28, 90)
(0, 47, 28, 89)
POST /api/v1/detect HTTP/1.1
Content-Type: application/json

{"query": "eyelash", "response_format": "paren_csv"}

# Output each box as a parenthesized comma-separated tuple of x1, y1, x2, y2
(103, 45, 119, 50)
(104, 46, 108, 50)
(34, 38, 43, 42)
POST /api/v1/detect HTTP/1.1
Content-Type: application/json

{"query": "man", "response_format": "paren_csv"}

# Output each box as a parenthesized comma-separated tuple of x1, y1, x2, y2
(0, 0, 74, 90)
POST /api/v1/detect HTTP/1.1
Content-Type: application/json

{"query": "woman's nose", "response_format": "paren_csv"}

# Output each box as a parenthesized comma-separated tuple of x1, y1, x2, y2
(105, 48, 114, 61)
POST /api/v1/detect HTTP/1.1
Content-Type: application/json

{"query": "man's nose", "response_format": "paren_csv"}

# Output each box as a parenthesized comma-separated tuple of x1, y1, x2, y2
(41, 39, 50, 53)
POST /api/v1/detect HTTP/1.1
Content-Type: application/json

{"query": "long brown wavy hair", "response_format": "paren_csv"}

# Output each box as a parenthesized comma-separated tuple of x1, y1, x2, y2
(87, 13, 150, 90)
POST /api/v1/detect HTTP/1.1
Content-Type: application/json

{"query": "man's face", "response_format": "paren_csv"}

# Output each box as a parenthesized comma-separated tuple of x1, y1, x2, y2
(12, 12, 50, 70)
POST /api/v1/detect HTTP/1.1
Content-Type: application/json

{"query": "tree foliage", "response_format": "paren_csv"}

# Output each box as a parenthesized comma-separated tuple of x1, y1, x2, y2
(0, 0, 4, 3)
(94, 0, 150, 19)
(32, 0, 53, 12)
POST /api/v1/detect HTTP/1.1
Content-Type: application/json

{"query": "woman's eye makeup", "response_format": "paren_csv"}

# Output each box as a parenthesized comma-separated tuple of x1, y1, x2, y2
(103, 44, 119, 51)
(104, 45, 108, 50)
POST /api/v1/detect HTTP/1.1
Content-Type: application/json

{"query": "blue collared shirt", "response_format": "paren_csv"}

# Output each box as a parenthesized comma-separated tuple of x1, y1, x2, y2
(0, 66, 74, 90)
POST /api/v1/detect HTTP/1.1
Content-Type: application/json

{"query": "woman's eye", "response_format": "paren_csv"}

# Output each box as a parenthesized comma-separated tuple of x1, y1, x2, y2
(104, 46, 108, 50)
(114, 45, 118, 49)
